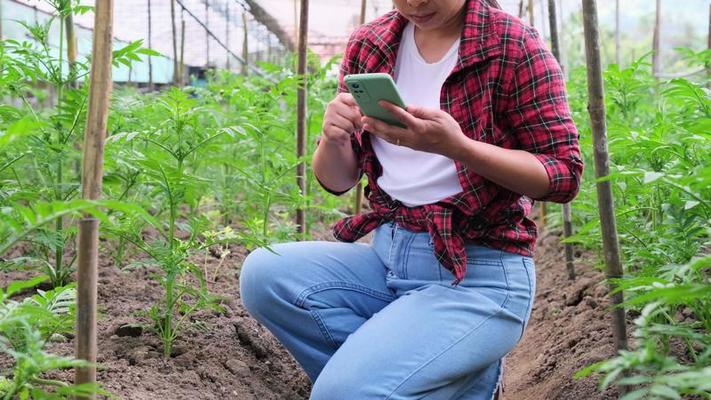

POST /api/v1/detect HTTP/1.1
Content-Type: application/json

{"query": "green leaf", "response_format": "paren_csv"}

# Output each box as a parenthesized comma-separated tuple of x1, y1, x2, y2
(643, 171, 664, 184)
(4, 276, 48, 298)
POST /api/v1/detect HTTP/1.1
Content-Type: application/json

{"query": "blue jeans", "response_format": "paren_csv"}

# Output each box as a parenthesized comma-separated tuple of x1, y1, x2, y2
(239, 222, 535, 399)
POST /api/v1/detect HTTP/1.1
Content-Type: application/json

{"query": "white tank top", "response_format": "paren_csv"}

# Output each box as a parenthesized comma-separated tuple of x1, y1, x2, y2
(371, 22, 463, 207)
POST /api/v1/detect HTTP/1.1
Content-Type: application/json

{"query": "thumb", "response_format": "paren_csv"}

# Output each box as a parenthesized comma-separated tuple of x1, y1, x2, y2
(406, 105, 441, 120)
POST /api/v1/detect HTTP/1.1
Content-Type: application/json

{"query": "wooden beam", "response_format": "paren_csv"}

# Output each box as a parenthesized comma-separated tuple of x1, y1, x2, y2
(244, 0, 296, 52)
(75, 0, 113, 396)
(581, 0, 627, 352)
(295, 0, 309, 237)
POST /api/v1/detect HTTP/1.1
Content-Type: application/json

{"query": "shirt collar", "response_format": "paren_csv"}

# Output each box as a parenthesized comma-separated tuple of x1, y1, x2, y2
(367, 0, 503, 75)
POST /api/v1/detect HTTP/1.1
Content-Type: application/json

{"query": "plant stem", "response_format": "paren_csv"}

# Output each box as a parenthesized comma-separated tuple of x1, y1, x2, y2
(54, 159, 63, 287)
(163, 272, 175, 357)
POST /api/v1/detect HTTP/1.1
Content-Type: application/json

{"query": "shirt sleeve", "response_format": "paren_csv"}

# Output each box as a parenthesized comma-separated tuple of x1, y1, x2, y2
(504, 27, 583, 204)
(314, 32, 365, 196)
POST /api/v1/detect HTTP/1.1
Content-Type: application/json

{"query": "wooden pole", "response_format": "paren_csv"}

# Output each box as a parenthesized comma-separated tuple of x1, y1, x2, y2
(558, 0, 565, 75)
(65, 9, 78, 86)
(296, 0, 309, 237)
(652, 0, 661, 77)
(242, 12, 248, 75)
(540, 0, 548, 40)
(170, 0, 179, 85)
(548, 0, 560, 61)
(75, 0, 113, 395)
(615, 0, 620, 66)
(518, 0, 525, 19)
(226, 2, 230, 70)
(294, 0, 299, 48)
(360, 0, 367, 24)
(205, 0, 210, 68)
(353, 0, 367, 216)
(581, 0, 627, 352)
(707, 2, 710, 86)
(148, 0, 154, 90)
(180, 7, 186, 86)
(548, 0, 575, 280)
(528, 0, 534, 26)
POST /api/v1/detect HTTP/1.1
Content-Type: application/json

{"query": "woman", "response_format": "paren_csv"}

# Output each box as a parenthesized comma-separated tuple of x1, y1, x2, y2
(239, 0, 582, 398)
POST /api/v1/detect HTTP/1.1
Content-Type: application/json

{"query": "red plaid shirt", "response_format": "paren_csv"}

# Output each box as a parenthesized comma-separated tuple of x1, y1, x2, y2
(319, 0, 583, 285)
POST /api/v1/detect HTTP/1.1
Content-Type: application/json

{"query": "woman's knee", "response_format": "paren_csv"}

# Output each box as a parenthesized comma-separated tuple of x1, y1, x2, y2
(238, 247, 282, 316)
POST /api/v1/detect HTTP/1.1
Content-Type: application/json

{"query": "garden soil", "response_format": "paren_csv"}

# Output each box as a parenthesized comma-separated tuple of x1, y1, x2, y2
(1, 226, 625, 399)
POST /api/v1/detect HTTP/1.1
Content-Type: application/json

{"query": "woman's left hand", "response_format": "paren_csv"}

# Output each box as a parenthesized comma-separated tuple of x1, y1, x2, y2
(361, 101, 470, 160)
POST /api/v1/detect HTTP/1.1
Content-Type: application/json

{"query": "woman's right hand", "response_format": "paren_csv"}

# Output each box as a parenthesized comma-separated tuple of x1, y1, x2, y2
(321, 93, 362, 147)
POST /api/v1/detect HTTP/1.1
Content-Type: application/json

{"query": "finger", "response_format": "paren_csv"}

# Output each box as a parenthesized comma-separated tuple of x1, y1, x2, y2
(333, 102, 363, 128)
(322, 125, 352, 146)
(337, 93, 358, 107)
(378, 101, 421, 129)
(327, 113, 356, 133)
(405, 104, 441, 120)
(362, 116, 410, 143)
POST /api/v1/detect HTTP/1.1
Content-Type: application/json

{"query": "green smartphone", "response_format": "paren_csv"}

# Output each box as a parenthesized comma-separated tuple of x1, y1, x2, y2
(344, 73, 407, 128)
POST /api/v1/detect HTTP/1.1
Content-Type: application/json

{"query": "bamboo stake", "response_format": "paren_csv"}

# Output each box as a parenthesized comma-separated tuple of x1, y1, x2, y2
(548, 0, 575, 280)
(226, 2, 230, 70)
(581, 0, 627, 352)
(65, 8, 77, 86)
(708, 2, 711, 51)
(242, 12, 248, 75)
(518, 0, 525, 19)
(148, 0, 153, 90)
(353, 0, 367, 216)
(180, 8, 186, 86)
(294, 0, 299, 47)
(296, 0, 309, 237)
(528, 0, 534, 26)
(75, 0, 113, 395)
(205, 0, 210, 68)
(558, 0, 565, 75)
(615, 0, 620, 66)
(540, 0, 547, 40)
(652, 0, 661, 77)
(170, 0, 179, 84)
(360, 0, 367, 24)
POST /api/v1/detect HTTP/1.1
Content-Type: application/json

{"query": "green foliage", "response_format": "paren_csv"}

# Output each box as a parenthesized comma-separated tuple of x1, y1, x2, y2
(0, 277, 107, 399)
(564, 50, 711, 397)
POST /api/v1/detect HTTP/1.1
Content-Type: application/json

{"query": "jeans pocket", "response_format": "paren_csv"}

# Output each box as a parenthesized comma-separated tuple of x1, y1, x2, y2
(402, 234, 443, 282)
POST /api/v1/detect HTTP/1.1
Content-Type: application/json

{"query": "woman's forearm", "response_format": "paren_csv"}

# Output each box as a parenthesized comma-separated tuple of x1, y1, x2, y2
(452, 138, 551, 199)
(313, 138, 360, 194)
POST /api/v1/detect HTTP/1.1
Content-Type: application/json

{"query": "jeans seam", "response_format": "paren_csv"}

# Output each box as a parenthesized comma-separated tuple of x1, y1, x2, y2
(294, 282, 396, 351)
(308, 309, 338, 348)
(400, 233, 418, 279)
(294, 281, 396, 307)
(384, 290, 511, 400)
(518, 258, 534, 341)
